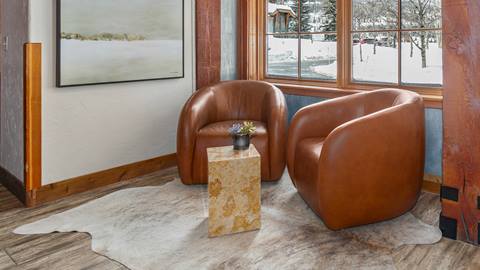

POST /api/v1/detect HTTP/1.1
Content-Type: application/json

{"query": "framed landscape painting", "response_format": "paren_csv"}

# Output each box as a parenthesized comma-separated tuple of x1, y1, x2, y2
(56, 0, 184, 87)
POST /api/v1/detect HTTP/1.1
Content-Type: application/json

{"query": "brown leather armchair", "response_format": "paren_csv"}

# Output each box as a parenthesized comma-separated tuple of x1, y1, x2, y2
(177, 80, 287, 185)
(287, 89, 425, 230)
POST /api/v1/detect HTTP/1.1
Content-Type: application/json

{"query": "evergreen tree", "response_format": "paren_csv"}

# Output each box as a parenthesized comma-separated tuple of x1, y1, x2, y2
(285, 0, 298, 33)
(297, 0, 337, 40)
(299, 0, 313, 33)
(322, 0, 337, 41)
(322, 0, 337, 32)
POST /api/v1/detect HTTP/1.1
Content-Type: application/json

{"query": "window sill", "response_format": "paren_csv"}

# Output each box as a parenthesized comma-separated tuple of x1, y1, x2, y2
(264, 79, 443, 109)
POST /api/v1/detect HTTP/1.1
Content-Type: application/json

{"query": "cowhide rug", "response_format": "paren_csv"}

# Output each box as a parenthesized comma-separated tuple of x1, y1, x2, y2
(14, 173, 442, 270)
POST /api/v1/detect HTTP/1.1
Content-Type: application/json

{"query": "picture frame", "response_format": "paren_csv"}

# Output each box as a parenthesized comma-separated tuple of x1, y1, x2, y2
(56, 0, 185, 87)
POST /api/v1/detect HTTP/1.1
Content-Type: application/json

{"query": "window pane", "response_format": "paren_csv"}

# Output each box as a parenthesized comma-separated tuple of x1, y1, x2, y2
(267, 35, 299, 78)
(401, 31, 442, 85)
(352, 32, 398, 84)
(352, 0, 398, 31)
(267, 0, 299, 33)
(402, 0, 441, 29)
(300, 0, 337, 32)
(301, 34, 337, 80)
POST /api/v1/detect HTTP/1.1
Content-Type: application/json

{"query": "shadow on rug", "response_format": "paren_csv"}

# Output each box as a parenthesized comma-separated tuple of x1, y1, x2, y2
(14, 173, 442, 270)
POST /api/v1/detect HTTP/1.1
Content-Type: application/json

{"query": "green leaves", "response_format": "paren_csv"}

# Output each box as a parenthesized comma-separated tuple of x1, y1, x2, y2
(230, 121, 257, 136)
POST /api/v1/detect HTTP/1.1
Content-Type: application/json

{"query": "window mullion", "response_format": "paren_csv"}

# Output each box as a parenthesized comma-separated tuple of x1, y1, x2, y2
(298, 0, 302, 80)
(398, 0, 402, 86)
(339, 0, 348, 88)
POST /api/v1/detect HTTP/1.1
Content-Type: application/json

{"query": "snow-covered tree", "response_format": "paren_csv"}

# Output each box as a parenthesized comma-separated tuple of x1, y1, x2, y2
(299, 0, 314, 33)
(352, 1, 367, 30)
(300, 0, 337, 40)
(321, 0, 336, 32)
(403, 0, 441, 68)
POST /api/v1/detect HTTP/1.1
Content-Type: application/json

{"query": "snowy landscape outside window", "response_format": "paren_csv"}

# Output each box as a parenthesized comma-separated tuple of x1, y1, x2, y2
(265, 0, 442, 87)
(266, 0, 338, 80)
(352, 0, 442, 86)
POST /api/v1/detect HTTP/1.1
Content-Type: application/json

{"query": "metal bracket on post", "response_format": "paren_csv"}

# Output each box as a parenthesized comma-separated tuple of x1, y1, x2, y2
(2, 36, 8, 52)
(440, 186, 459, 202)
(440, 214, 457, 240)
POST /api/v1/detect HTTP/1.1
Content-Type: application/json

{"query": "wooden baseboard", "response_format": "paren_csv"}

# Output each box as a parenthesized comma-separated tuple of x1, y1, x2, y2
(22, 157, 440, 206)
(0, 166, 26, 204)
(27, 153, 177, 207)
(422, 174, 442, 194)
(422, 180, 441, 194)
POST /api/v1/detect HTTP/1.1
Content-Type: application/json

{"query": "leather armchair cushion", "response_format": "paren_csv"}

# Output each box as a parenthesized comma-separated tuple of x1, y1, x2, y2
(192, 120, 270, 183)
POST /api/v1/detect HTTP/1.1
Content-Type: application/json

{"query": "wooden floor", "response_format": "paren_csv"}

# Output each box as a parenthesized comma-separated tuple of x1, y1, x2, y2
(0, 167, 479, 270)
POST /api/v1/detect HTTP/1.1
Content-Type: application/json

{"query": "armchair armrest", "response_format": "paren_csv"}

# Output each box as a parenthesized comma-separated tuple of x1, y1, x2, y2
(263, 86, 288, 180)
(287, 93, 366, 178)
(316, 101, 425, 229)
(177, 88, 217, 184)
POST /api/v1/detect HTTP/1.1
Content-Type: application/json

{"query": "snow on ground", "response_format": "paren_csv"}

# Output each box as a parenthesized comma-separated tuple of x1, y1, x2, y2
(267, 36, 336, 79)
(60, 40, 183, 85)
(349, 44, 398, 83)
(346, 42, 442, 84)
(267, 37, 298, 64)
(400, 43, 442, 85)
(267, 36, 442, 85)
(267, 37, 336, 64)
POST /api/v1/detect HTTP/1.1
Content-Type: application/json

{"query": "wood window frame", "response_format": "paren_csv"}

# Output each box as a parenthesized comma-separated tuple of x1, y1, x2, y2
(238, 0, 443, 109)
(265, 1, 338, 81)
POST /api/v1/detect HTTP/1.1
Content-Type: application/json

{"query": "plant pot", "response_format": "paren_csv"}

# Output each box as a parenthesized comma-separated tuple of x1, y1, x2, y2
(232, 134, 250, 150)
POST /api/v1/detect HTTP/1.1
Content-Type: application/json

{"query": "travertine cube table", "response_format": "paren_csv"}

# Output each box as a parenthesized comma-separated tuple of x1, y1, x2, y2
(207, 145, 261, 237)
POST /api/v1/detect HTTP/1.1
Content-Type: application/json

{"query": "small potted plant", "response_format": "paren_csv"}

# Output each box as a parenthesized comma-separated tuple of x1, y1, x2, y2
(229, 121, 256, 150)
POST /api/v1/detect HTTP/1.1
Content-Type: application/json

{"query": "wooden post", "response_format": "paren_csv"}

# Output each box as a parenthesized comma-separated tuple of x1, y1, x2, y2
(196, 0, 221, 89)
(24, 43, 42, 196)
(237, 0, 264, 81)
(441, 0, 480, 245)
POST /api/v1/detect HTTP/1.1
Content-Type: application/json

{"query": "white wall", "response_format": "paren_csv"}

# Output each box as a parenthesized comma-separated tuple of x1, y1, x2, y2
(29, 0, 195, 184)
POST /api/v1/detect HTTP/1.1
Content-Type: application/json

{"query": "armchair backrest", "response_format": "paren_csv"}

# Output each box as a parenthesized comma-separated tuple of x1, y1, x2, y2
(205, 80, 279, 123)
(287, 88, 423, 187)
(363, 89, 421, 115)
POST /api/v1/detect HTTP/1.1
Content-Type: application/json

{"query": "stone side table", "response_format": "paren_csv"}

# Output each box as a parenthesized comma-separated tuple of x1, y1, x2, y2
(207, 145, 261, 237)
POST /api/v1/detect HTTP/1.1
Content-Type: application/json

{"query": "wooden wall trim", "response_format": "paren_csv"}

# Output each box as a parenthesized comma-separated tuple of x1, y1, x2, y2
(422, 180, 441, 194)
(274, 82, 443, 109)
(0, 166, 26, 204)
(423, 174, 442, 194)
(237, 0, 248, 80)
(27, 154, 177, 206)
(424, 174, 442, 184)
(24, 43, 42, 192)
(237, 0, 263, 80)
(442, 0, 480, 245)
(19, 148, 439, 206)
(196, 0, 221, 89)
